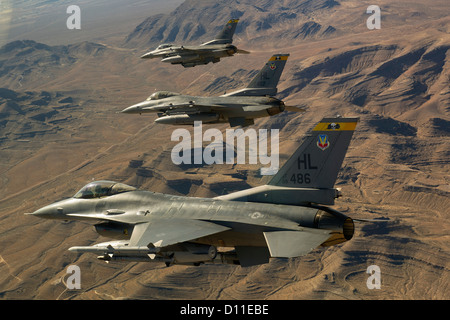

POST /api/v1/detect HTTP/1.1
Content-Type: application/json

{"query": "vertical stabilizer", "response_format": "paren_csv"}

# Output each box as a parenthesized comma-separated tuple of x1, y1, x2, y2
(223, 54, 289, 97)
(215, 117, 359, 205)
(202, 19, 239, 45)
(268, 117, 359, 189)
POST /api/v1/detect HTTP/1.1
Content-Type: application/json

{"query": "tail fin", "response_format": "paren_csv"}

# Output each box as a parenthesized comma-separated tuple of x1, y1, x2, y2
(268, 117, 358, 189)
(223, 54, 289, 97)
(215, 117, 359, 205)
(202, 19, 239, 45)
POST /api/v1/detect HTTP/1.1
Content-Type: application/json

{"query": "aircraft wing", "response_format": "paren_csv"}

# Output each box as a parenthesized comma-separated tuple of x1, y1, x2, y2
(129, 219, 230, 248)
(66, 211, 148, 224)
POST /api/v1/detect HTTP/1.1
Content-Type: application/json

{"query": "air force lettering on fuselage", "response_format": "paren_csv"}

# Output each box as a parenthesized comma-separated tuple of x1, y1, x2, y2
(28, 117, 359, 267)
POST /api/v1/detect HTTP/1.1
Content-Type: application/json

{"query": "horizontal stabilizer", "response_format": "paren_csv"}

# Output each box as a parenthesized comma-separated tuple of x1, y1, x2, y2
(263, 229, 331, 258)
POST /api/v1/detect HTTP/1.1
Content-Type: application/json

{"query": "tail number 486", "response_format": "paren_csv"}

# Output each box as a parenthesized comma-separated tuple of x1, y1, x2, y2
(290, 173, 311, 184)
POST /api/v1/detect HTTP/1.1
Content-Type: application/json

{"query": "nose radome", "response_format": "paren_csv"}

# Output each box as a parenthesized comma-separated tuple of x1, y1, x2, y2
(121, 105, 137, 114)
(140, 52, 154, 59)
(34, 205, 54, 216)
(121, 103, 146, 114)
(28, 204, 64, 219)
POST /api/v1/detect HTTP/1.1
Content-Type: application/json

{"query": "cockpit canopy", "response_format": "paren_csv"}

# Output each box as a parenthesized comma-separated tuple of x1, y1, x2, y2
(156, 44, 173, 50)
(74, 181, 136, 199)
(146, 91, 181, 101)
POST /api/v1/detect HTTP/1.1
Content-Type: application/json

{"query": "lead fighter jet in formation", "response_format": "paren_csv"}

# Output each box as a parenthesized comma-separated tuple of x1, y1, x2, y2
(122, 54, 304, 127)
(140, 19, 249, 68)
(28, 117, 358, 267)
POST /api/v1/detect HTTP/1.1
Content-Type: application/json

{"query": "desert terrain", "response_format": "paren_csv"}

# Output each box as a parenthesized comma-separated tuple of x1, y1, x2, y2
(0, 0, 448, 301)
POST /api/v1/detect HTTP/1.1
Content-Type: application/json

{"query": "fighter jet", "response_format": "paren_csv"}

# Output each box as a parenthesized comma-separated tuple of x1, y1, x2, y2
(28, 117, 358, 267)
(140, 19, 249, 67)
(122, 54, 303, 127)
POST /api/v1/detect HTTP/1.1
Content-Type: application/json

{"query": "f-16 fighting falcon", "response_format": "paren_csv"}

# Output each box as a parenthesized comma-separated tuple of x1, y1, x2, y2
(122, 54, 303, 127)
(28, 117, 358, 267)
(140, 19, 249, 67)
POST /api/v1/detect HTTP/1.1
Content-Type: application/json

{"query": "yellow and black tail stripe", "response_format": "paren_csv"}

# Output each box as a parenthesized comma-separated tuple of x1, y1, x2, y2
(313, 119, 358, 131)
(268, 54, 289, 61)
(227, 19, 240, 24)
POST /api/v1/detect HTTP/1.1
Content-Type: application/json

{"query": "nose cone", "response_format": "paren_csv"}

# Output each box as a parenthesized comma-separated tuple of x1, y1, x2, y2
(28, 203, 64, 219)
(140, 51, 156, 59)
(121, 102, 146, 114)
(121, 101, 156, 114)
(121, 104, 141, 114)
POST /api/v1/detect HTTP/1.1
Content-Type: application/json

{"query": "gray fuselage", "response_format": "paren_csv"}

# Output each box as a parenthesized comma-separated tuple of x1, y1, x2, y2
(32, 190, 349, 248)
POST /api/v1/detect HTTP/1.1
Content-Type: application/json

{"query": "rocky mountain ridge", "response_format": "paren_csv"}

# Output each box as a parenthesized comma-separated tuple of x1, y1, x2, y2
(124, 0, 340, 48)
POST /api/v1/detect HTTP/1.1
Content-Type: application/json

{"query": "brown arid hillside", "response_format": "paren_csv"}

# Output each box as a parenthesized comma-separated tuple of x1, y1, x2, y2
(0, 0, 449, 301)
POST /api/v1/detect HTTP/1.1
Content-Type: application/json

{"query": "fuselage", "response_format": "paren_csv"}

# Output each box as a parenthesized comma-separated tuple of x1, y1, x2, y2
(121, 94, 285, 123)
(141, 44, 238, 64)
(31, 189, 351, 248)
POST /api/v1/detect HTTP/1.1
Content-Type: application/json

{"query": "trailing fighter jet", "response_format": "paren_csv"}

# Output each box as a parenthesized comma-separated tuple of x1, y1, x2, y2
(140, 19, 249, 67)
(122, 54, 303, 127)
(28, 117, 358, 267)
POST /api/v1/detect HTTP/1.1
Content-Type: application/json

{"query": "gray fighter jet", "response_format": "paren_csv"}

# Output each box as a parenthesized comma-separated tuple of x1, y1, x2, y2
(28, 117, 358, 267)
(122, 54, 303, 127)
(140, 19, 249, 67)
